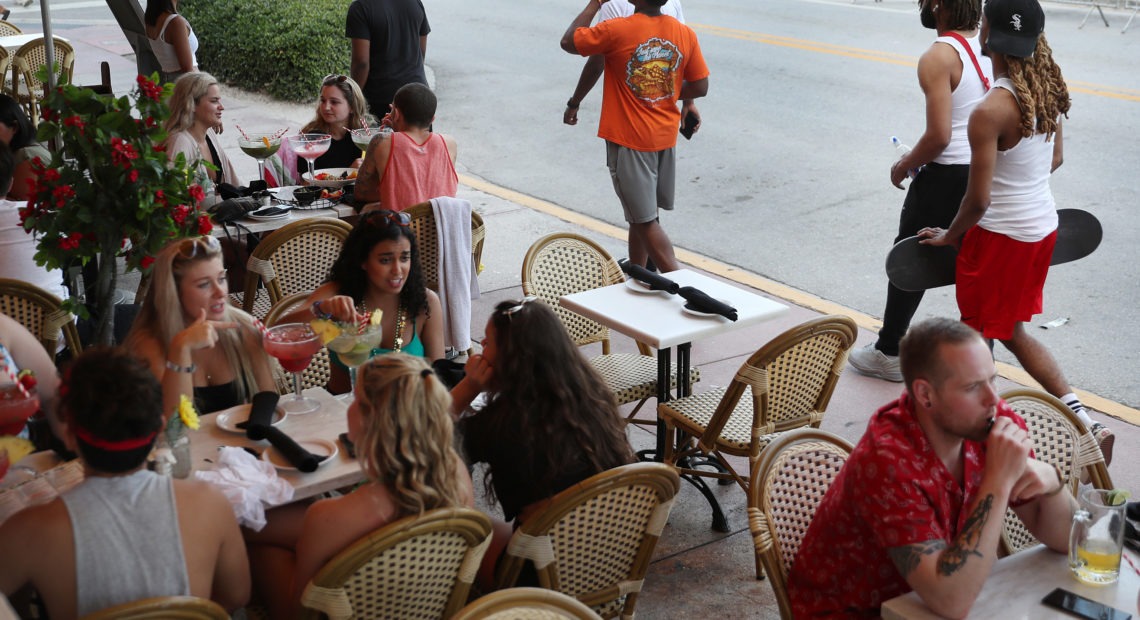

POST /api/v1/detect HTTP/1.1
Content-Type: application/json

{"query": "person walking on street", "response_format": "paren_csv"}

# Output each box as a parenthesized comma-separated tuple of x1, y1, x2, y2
(849, 0, 991, 383)
(560, 0, 709, 273)
(346, 0, 431, 118)
(919, 0, 1113, 463)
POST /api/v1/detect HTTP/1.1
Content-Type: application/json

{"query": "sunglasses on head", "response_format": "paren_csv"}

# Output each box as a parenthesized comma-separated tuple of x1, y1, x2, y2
(323, 74, 349, 86)
(499, 296, 539, 320)
(176, 235, 220, 260)
(362, 210, 411, 228)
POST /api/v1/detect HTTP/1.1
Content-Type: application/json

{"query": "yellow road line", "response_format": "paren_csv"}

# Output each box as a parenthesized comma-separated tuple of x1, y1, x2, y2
(460, 173, 1140, 426)
(690, 24, 1140, 103)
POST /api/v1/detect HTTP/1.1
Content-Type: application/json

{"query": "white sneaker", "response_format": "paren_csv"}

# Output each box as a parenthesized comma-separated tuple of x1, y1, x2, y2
(848, 343, 903, 382)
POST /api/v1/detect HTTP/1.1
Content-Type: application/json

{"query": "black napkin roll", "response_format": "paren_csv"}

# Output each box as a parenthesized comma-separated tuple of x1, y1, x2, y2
(678, 286, 738, 321)
(260, 426, 323, 473)
(243, 392, 281, 439)
(618, 259, 679, 294)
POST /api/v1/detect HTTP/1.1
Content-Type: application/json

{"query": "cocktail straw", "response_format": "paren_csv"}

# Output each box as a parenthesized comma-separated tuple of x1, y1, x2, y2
(234, 124, 251, 141)
(2, 363, 29, 398)
(252, 318, 270, 339)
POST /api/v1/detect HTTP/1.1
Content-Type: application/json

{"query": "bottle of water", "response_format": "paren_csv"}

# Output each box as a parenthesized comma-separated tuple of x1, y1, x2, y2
(891, 136, 923, 179)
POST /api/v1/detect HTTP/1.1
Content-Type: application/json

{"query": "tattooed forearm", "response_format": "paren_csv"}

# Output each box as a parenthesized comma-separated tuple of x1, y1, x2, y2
(936, 493, 994, 576)
(889, 539, 947, 576)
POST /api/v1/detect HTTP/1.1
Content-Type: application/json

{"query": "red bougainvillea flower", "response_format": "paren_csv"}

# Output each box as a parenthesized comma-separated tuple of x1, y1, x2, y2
(127, 169, 139, 183)
(171, 203, 190, 225)
(136, 75, 162, 101)
(140, 255, 155, 270)
(110, 137, 139, 168)
(197, 214, 212, 235)
(51, 185, 76, 208)
(154, 190, 167, 206)
(63, 115, 86, 131)
(40, 167, 60, 183)
(58, 232, 83, 251)
(188, 184, 205, 204)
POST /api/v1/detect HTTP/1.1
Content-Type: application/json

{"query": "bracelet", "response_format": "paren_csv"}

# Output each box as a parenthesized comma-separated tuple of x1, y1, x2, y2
(312, 300, 333, 320)
(165, 359, 196, 374)
(1043, 464, 1067, 497)
(566, 98, 580, 109)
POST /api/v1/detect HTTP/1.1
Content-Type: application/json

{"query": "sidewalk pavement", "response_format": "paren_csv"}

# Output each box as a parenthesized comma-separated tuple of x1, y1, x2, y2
(59, 27, 1140, 618)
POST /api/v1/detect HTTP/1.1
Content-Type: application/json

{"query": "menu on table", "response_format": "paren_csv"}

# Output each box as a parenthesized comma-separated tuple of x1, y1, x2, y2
(0, 460, 84, 525)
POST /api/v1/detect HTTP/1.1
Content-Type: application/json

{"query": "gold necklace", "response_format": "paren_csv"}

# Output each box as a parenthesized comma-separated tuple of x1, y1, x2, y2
(393, 305, 406, 352)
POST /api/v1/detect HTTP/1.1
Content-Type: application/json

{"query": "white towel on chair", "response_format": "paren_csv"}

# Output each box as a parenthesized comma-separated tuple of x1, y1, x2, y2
(430, 196, 480, 351)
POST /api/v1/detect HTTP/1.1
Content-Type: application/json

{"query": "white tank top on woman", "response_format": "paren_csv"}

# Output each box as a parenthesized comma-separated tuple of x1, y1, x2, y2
(149, 13, 199, 74)
(933, 33, 992, 165)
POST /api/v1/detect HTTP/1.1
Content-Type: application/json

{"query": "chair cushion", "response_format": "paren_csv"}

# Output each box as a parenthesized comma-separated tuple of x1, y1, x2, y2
(589, 353, 700, 406)
(660, 385, 763, 453)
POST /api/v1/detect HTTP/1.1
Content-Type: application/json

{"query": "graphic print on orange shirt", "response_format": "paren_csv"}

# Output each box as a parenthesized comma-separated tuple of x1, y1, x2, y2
(627, 38, 682, 104)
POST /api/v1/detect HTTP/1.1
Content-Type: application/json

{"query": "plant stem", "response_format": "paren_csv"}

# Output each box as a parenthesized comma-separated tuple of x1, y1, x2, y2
(92, 242, 119, 347)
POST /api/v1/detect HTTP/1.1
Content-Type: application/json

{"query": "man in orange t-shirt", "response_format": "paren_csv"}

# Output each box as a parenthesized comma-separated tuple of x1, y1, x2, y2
(561, 0, 709, 272)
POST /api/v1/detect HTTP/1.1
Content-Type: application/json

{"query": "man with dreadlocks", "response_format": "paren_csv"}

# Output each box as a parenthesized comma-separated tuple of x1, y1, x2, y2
(919, 0, 1114, 461)
(849, 0, 991, 384)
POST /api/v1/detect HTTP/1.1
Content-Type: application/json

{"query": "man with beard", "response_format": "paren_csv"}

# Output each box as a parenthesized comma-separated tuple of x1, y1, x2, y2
(849, 0, 991, 383)
(788, 319, 1073, 618)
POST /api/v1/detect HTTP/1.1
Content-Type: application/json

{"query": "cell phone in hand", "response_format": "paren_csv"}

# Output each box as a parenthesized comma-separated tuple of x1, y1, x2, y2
(1041, 587, 1131, 620)
(338, 432, 356, 459)
(680, 110, 699, 140)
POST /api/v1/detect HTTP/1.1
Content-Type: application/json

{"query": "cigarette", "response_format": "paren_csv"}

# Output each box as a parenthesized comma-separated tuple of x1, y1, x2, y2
(986, 417, 995, 433)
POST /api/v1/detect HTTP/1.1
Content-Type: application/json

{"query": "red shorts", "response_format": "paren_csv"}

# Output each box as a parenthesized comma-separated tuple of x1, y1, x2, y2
(956, 226, 1056, 341)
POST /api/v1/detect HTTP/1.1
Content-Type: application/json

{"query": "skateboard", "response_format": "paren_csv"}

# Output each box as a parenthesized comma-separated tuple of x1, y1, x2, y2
(885, 208, 1103, 292)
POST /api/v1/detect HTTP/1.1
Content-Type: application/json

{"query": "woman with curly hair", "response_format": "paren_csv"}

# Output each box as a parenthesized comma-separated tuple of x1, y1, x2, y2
(919, 0, 1113, 460)
(279, 209, 444, 393)
(163, 73, 240, 200)
(246, 353, 474, 618)
(296, 74, 370, 178)
(124, 236, 277, 415)
(450, 298, 635, 588)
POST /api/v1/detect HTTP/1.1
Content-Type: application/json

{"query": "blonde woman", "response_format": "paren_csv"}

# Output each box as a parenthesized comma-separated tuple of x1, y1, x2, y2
(297, 74, 370, 178)
(125, 236, 276, 415)
(246, 353, 474, 618)
(163, 73, 240, 199)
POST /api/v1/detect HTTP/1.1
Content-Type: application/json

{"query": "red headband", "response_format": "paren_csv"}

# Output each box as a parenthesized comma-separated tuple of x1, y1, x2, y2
(74, 426, 158, 452)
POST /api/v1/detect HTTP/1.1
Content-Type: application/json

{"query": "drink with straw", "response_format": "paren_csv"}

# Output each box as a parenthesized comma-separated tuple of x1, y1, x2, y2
(288, 134, 332, 184)
(237, 133, 283, 183)
(265, 323, 323, 414)
(312, 309, 383, 391)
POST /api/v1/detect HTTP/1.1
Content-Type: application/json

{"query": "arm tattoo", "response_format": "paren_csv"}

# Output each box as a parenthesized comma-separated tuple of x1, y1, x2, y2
(889, 539, 947, 577)
(936, 493, 993, 576)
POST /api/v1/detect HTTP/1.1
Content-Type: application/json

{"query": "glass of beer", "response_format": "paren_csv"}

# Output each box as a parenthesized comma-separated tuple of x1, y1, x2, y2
(1068, 488, 1126, 585)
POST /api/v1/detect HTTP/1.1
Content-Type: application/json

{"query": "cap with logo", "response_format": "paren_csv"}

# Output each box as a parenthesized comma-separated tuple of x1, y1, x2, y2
(984, 0, 1045, 58)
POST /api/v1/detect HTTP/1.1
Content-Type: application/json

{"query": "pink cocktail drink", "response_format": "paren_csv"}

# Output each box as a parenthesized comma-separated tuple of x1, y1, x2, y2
(0, 384, 40, 432)
(288, 133, 333, 184)
(265, 323, 323, 414)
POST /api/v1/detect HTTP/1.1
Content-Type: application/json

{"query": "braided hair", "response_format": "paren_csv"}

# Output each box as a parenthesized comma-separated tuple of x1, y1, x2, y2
(1005, 34, 1070, 139)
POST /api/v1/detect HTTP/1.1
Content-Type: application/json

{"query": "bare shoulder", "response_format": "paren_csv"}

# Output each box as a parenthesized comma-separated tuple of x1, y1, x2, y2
(425, 288, 442, 314)
(173, 478, 232, 515)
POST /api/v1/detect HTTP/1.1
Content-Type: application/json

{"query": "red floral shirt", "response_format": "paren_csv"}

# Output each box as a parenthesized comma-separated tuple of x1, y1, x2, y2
(786, 391, 1026, 617)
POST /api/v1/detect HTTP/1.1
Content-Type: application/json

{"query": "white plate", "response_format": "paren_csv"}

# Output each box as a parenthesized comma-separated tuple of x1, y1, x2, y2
(246, 209, 292, 221)
(625, 279, 665, 295)
(306, 168, 358, 188)
(262, 438, 338, 471)
(213, 404, 286, 434)
(681, 300, 731, 319)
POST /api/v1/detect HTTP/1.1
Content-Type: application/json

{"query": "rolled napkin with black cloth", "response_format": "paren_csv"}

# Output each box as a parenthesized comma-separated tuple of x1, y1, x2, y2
(618, 258, 679, 294)
(259, 426, 324, 473)
(242, 392, 281, 439)
(678, 286, 738, 321)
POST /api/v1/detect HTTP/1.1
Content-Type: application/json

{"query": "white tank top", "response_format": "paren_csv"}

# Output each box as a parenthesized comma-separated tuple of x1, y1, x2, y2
(977, 78, 1058, 242)
(933, 33, 992, 165)
(149, 13, 199, 73)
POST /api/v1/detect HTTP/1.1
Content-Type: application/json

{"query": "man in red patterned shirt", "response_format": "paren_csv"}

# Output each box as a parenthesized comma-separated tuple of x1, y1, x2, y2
(787, 318, 1074, 618)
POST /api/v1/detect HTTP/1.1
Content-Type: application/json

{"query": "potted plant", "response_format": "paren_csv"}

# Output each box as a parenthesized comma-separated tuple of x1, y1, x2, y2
(19, 74, 213, 346)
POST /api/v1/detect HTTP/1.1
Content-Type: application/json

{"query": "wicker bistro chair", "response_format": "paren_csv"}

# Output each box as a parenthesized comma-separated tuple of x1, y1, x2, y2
(0, 277, 82, 357)
(748, 429, 853, 616)
(298, 507, 493, 620)
(998, 388, 1114, 556)
(521, 233, 699, 426)
(80, 596, 229, 620)
(494, 462, 680, 619)
(0, 20, 23, 36)
(265, 292, 330, 392)
(0, 46, 9, 95)
(240, 217, 352, 321)
(11, 37, 75, 124)
(660, 315, 857, 505)
(453, 588, 603, 620)
(405, 200, 486, 292)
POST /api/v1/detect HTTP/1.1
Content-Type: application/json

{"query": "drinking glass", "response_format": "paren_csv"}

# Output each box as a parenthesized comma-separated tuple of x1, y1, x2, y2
(288, 133, 332, 184)
(264, 323, 323, 415)
(0, 383, 40, 433)
(237, 134, 282, 183)
(1069, 488, 1126, 585)
(350, 125, 391, 159)
(327, 322, 383, 392)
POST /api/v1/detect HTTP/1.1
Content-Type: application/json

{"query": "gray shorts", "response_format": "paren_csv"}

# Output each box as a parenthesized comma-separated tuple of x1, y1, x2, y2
(605, 141, 675, 224)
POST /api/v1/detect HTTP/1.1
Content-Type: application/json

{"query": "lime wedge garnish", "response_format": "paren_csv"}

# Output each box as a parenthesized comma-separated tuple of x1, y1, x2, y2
(1106, 489, 1130, 506)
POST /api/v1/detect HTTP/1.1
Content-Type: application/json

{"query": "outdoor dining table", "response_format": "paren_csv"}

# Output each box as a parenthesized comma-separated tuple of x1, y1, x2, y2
(0, 33, 68, 54)
(559, 268, 787, 531)
(208, 193, 355, 237)
(881, 544, 1140, 619)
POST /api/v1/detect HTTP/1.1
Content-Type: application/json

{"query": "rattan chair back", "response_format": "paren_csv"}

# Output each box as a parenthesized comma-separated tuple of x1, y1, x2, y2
(495, 462, 680, 619)
(404, 200, 486, 293)
(748, 429, 853, 618)
(241, 218, 352, 320)
(998, 388, 1114, 555)
(11, 37, 74, 123)
(299, 507, 493, 620)
(453, 588, 603, 619)
(264, 292, 330, 391)
(0, 277, 82, 357)
(80, 595, 229, 619)
(0, 20, 23, 36)
(0, 45, 10, 86)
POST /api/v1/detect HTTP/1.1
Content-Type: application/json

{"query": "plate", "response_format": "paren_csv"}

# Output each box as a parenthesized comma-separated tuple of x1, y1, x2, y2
(624, 279, 664, 295)
(262, 438, 338, 471)
(246, 208, 292, 221)
(306, 168, 358, 188)
(214, 403, 286, 433)
(681, 300, 731, 319)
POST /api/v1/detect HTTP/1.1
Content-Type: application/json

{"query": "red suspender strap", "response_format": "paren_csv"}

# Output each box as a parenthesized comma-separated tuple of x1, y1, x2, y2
(944, 32, 990, 92)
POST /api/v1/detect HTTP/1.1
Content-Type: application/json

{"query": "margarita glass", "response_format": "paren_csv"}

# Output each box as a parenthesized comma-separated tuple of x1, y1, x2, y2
(0, 384, 39, 433)
(237, 134, 282, 183)
(327, 322, 383, 391)
(288, 133, 332, 184)
(265, 323, 323, 414)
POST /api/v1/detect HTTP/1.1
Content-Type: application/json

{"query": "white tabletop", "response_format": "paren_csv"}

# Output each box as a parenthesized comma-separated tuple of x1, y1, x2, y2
(882, 544, 1140, 619)
(0, 33, 69, 54)
(559, 269, 788, 349)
